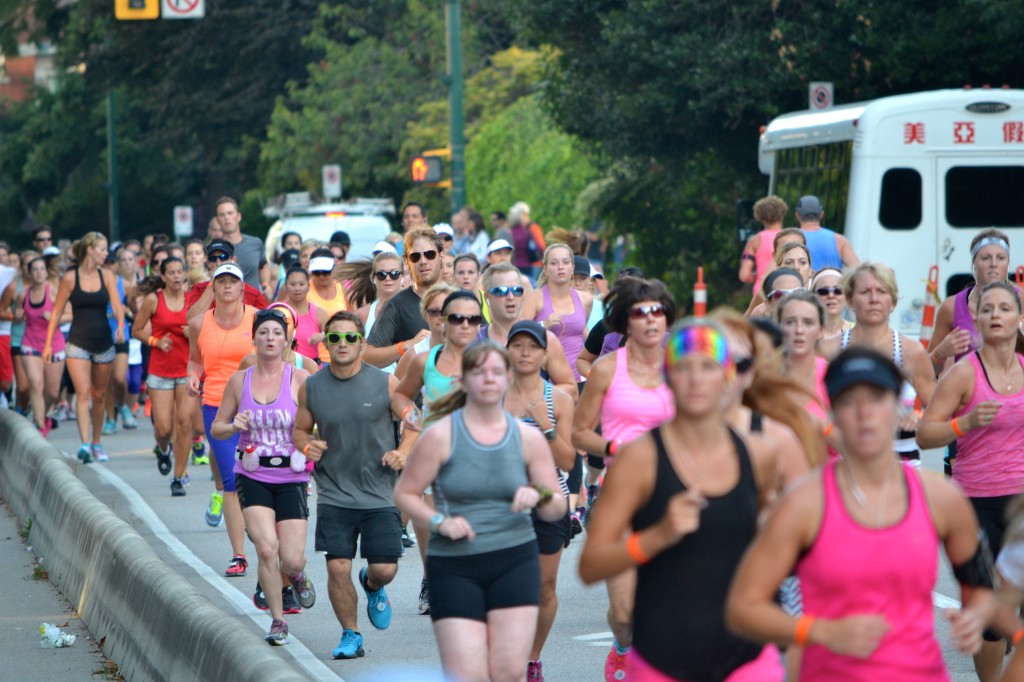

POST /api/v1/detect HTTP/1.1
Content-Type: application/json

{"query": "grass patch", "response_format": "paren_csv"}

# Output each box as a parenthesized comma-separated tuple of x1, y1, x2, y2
(31, 561, 48, 581)
(18, 518, 31, 541)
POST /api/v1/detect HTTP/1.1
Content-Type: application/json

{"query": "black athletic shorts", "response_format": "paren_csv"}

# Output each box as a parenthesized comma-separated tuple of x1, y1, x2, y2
(426, 541, 540, 622)
(969, 494, 1013, 642)
(235, 475, 309, 521)
(315, 505, 403, 564)
(532, 506, 571, 555)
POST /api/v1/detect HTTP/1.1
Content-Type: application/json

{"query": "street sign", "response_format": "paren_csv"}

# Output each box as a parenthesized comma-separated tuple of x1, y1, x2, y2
(161, 0, 204, 19)
(411, 156, 444, 184)
(809, 81, 834, 110)
(115, 0, 159, 20)
(173, 205, 194, 237)
(322, 164, 342, 200)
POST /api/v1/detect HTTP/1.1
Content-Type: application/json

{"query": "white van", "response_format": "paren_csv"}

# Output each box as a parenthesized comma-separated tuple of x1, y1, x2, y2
(263, 194, 395, 264)
(756, 87, 1024, 336)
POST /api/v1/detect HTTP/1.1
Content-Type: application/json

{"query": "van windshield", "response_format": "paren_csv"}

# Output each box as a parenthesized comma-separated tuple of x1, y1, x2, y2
(946, 166, 1024, 228)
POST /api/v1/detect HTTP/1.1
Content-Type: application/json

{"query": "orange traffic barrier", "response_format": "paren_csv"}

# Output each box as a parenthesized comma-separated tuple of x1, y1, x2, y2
(693, 267, 707, 318)
(919, 265, 940, 350)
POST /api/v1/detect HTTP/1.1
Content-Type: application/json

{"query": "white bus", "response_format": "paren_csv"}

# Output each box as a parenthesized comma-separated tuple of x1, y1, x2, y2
(757, 87, 1024, 335)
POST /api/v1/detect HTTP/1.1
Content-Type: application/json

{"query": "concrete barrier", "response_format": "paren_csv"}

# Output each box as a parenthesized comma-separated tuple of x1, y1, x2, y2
(0, 411, 311, 682)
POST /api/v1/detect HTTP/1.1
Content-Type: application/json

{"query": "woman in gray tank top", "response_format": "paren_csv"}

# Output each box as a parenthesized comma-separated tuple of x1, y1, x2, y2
(395, 340, 566, 682)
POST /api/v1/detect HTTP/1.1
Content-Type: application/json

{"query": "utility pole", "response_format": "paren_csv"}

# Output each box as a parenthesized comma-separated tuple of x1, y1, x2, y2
(106, 90, 120, 242)
(445, 0, 466, 213)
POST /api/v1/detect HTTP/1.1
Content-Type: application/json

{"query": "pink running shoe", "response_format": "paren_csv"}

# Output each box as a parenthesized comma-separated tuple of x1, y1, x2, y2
(605, 646, 628, 681)
(527, 659, 545, 681)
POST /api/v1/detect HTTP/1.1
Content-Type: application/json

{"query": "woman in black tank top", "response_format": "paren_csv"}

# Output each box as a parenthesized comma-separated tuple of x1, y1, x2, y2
(579, 320, 784, 681)
(43, 232, 124, 464)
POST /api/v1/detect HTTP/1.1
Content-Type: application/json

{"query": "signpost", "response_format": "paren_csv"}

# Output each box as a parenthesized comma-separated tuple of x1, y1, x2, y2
(173, 206, 194, 238)
(322, 164, 342, 200)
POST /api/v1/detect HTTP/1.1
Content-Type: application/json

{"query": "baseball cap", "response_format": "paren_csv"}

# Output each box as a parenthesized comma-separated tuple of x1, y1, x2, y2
(590, 265, 604, 279)
(329, 230, 351, 247)
(206, 239, 235, 257)
(487, 239, 513, 254)
(795, 195, 823, 218)
(42, 246, 61, 257)
(573, 255, 591, 276)
(824, 347, 903, 402)
(372, 240, 398, 255)
(213, 263, 243, 280)
(507, 320, 547, 349)
(279, 248, 300, 271)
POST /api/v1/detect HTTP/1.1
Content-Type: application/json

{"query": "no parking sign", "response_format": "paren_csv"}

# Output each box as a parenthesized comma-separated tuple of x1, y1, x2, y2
(809, 82, 834, 110)
(162, 0, 204, 19)
(173, 206, 194, 237)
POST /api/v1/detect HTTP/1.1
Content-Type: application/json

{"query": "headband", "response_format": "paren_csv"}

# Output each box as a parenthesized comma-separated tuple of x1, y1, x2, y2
(664, 322, 734, 380)
(763, 267, 803, 294)
(268, 301, 297, 327)
(442, 289, 481, 313)
(971, 237, 1010, 259)
(810, 268, 843, 289)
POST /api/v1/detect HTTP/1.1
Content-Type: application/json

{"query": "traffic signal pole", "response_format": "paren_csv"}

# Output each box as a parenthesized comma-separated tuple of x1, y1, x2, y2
(445, 0, 466, 213)
(106, 89, 120, 242)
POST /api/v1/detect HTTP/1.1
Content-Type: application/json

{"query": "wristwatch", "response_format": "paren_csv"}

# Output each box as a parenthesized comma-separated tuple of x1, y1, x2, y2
(429, 513, 446, 533)
(543, 428, 557, 442)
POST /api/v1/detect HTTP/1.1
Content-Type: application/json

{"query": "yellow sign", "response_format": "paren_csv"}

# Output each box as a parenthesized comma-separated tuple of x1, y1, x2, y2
(115, 0, 159, 20)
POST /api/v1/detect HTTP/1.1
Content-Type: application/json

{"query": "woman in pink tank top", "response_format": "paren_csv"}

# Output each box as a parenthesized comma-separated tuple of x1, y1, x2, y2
(727, 347, 994, 682)
(572, 276, 676, 679)
(738, 196, 788, 294)
(280, 267, 328, 362)
(18, 256, 66, 434)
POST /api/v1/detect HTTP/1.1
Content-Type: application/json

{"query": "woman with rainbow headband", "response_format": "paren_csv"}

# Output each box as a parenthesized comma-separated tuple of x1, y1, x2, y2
(580, 319, 784, 682)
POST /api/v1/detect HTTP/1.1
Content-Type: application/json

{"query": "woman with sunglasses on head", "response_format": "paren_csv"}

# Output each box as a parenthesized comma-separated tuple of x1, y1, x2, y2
(238, 302, 319, 375)
(16, 256, 67, 435)
(918, 281, 1024, 681)
(395, 341, 565, 682)
(211, 305, 314, 646)
(581, 320, 785, 682)
(572, 276, 677, 681)
(43, 231, 125, 464)
(811, 268, 851, 342)
(187, 263, 257, 575)
(278, 267, 328, 364)
(747, 267, 804, 321)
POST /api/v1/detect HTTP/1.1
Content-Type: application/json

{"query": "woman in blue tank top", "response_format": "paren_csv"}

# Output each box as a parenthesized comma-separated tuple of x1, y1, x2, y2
(395, 341, 566, 682)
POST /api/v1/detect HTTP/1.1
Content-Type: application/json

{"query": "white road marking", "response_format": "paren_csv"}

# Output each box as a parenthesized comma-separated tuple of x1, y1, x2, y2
(88, 461, 341, 681)
(573, 631, 614, 641)
(932, 591, 961, 610)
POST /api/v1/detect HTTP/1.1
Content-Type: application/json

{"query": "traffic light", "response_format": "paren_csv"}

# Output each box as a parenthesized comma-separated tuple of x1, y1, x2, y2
(411, 156, 444, 184)
(115, 0, 159, 20)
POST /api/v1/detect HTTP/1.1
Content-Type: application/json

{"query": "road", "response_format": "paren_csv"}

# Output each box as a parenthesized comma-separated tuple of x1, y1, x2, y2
(40, 413, 985, 681)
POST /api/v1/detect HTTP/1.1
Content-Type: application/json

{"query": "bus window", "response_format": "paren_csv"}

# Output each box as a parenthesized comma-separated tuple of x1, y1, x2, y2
(946, 166, 1024, 228)
(771, 141, 852, 232)
(879, 168, 922, 230)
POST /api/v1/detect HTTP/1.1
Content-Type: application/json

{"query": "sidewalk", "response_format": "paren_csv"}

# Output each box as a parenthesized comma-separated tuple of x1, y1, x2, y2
(0, 498, 120, 682)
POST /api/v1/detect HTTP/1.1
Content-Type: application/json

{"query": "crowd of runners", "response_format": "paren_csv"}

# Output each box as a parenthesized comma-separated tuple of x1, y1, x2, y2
(4, 194, 1024, 681)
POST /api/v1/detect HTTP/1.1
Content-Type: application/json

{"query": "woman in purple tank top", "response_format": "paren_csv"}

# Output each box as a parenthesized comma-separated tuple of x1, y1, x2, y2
(212, 307, 314, 646)
(522, 244, 593, 382)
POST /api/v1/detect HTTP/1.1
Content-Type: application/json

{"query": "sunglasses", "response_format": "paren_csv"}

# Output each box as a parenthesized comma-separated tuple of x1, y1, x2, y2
(207, 252, 231, 262)
(374, 270, 402, 281)
(34, 236, 52, 243)
(440, 234, 454, 241)
(447, 313, 484, 326)
(735, 356, 755, 374)
(488, 285, 525, 298)
(767, 287, 804, 302)
(409, 250, 438, 263)
(325, 331, 363, 345)
(255, 308, 287, 323)
(630, 304, 666, 319)
(426, 308, 443, 317)
(815, 286, 843, 297)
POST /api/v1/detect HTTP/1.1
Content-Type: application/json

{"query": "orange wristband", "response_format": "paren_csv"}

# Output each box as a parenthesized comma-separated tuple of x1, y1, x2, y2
(626, 532, 651, 565)
(303, 442, 312, 456)
(148, 336, 158, 347)
(1013, 628, 1024, 646)
(823, 423, 833, 437)
(794, 615, 816, 647)
(396, 342, 405, 356)
(951, 418, 965, 438)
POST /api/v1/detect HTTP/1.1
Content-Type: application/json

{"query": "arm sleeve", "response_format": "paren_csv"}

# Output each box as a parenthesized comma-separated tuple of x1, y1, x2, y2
(584, 319, 607, 355)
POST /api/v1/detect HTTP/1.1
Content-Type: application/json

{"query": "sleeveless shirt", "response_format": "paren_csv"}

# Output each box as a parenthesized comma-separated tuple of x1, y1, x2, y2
(422, 345, 458, 418)
(149, 290, 188, 379)
(293, 301, 321, 361)
(67, 268, 113, 353)
(235, 364, 307, 485)
(753, 228, 781, 294)
(22, 284, 64, 353)
(802, 227, 842, 269)
(197, 305, 255, 407)
(600, 347, 676, 448)
(536, 287, 587, 382)
(951, 287, 984, 362)
(308, 282, 348, 362)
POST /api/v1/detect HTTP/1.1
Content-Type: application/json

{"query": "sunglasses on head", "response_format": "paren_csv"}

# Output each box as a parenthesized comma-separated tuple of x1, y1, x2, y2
(735, 356, 755, 374)
(408, 250, 438, 264)
(447, 313, 484, 326)
(208, 252, 231, 262)
(325, 331, 363, 345)
(815, 286, 843, 297)
(374, 269, 402, 281)
(767, 287, 804, 302)
(630, 304, 666, 319)
(488, 285, 525, 298)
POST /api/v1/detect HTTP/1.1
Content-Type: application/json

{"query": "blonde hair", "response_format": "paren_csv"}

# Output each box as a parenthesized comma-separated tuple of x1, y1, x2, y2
(536, 243, 574, 287)
(841, 261, 899, 301)
(420, 283, 459, 320)
(774, 241, 812, 269)
(71, 231, 107, 262)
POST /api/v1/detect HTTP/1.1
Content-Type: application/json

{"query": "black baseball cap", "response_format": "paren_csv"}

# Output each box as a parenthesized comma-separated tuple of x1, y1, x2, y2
(206, 239, 235, 257)
(507, 320, 547, 349)
(279, 248, 300, 270)
(573, 255, 591, 276)
(330, 230, 351, 247)
(824, 347, 903, 402)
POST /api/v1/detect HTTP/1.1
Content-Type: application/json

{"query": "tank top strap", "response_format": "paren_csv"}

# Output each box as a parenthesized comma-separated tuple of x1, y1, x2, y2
(728, 427, 755, 490)
(539, 286, 554, 319)
(241, 366, 254, 401)
(750, 411, 764, 433)
(543, 381, 555, 425)
(569, 287, 583, 315)
(893, 330, 903, 368)
(281, 363, 294, 402)
(902, 463, 930, 523)
(649, 426, 679, 487)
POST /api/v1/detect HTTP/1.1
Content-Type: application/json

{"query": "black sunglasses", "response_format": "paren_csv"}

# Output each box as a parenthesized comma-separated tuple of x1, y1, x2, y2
(447, 313, 484, 326)
(735, 356, 755, 374)
(630, 304, 666, 319)
(815, 286, 843, 297)
(408, 250, 438, 264)
(374, 270, 402, 281)
(207, 252, 231, 262)
(426, 307, 443, 317)
(34, 236, 52, 243)
(325, 331, 363, 345)
(488, 285, 525, 298)
(440, 234, 454, 241)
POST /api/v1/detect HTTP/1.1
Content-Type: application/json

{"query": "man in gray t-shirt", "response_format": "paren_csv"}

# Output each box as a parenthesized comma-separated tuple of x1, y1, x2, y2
(294, 311, 413, 658)
(214, 196, 269, 294)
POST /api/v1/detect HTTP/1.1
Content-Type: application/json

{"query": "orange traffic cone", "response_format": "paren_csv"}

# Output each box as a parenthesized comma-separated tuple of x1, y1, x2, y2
(919, 265, 940, 350)
(693, 267, 707, 318)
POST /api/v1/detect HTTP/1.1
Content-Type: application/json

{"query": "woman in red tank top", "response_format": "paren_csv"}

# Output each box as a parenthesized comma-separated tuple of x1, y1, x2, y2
(727, 347, 994, 682)
(132, 257, 192, 494)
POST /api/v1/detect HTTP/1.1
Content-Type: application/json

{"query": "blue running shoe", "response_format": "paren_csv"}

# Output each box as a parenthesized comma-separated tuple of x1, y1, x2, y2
(76, 444, 92, 464)
(332, 629, 364, 659)
(359, 566, 392, 630)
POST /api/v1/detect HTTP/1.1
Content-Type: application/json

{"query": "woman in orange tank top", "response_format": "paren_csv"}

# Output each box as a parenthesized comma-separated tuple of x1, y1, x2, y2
(307, 248, 348, 362)
(187, 263, 256, 577)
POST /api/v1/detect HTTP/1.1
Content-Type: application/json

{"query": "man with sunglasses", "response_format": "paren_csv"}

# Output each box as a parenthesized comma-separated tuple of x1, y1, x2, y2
(186, 240, 268, 321)
(364, 229, 442, 368)
(294, 311, 414, 660)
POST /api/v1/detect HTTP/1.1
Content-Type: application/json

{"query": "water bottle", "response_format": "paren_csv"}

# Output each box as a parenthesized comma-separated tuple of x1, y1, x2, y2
(290, 449, 307, 473)
(40, 623, 76, 648)
(241, 443, 260, 472)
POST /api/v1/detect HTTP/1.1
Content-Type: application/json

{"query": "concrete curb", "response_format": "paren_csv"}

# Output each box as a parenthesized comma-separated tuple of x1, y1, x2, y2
(0, 411, 311, 682)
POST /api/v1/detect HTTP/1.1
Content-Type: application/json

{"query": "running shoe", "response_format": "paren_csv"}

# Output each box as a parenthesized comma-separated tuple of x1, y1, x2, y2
(101, 418, 118, 436)
(120, 404, 138, 430)
(253, 582, 268, 611)
(170, 478, 186, 497)
(191, 438, 209, 465)
(332, 629, 364, 659)
(143, 398, 152, 418)
(289, 571, 317, 610)
(225, 554, 247, 577)
(153, 445, 172, 476)
(76, 444, 92, 464)
(265, 618, 288, 646)
(604, 646, 628, 682)
(528, 660, 545, 682)
(180, 471, 190, 487)
(359, 567, 391, 630)
(54, 403, 70, 422)
(570, 510, 583, 539)
(282, 585, 302, 615)
(38, 421, 50, 438)
(205, 492, 224, 527)
(401, 528, 417, 548)
(583, 484, 601, 528)
(417, 578, 430, 616)
(91, 443, 109, 463)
